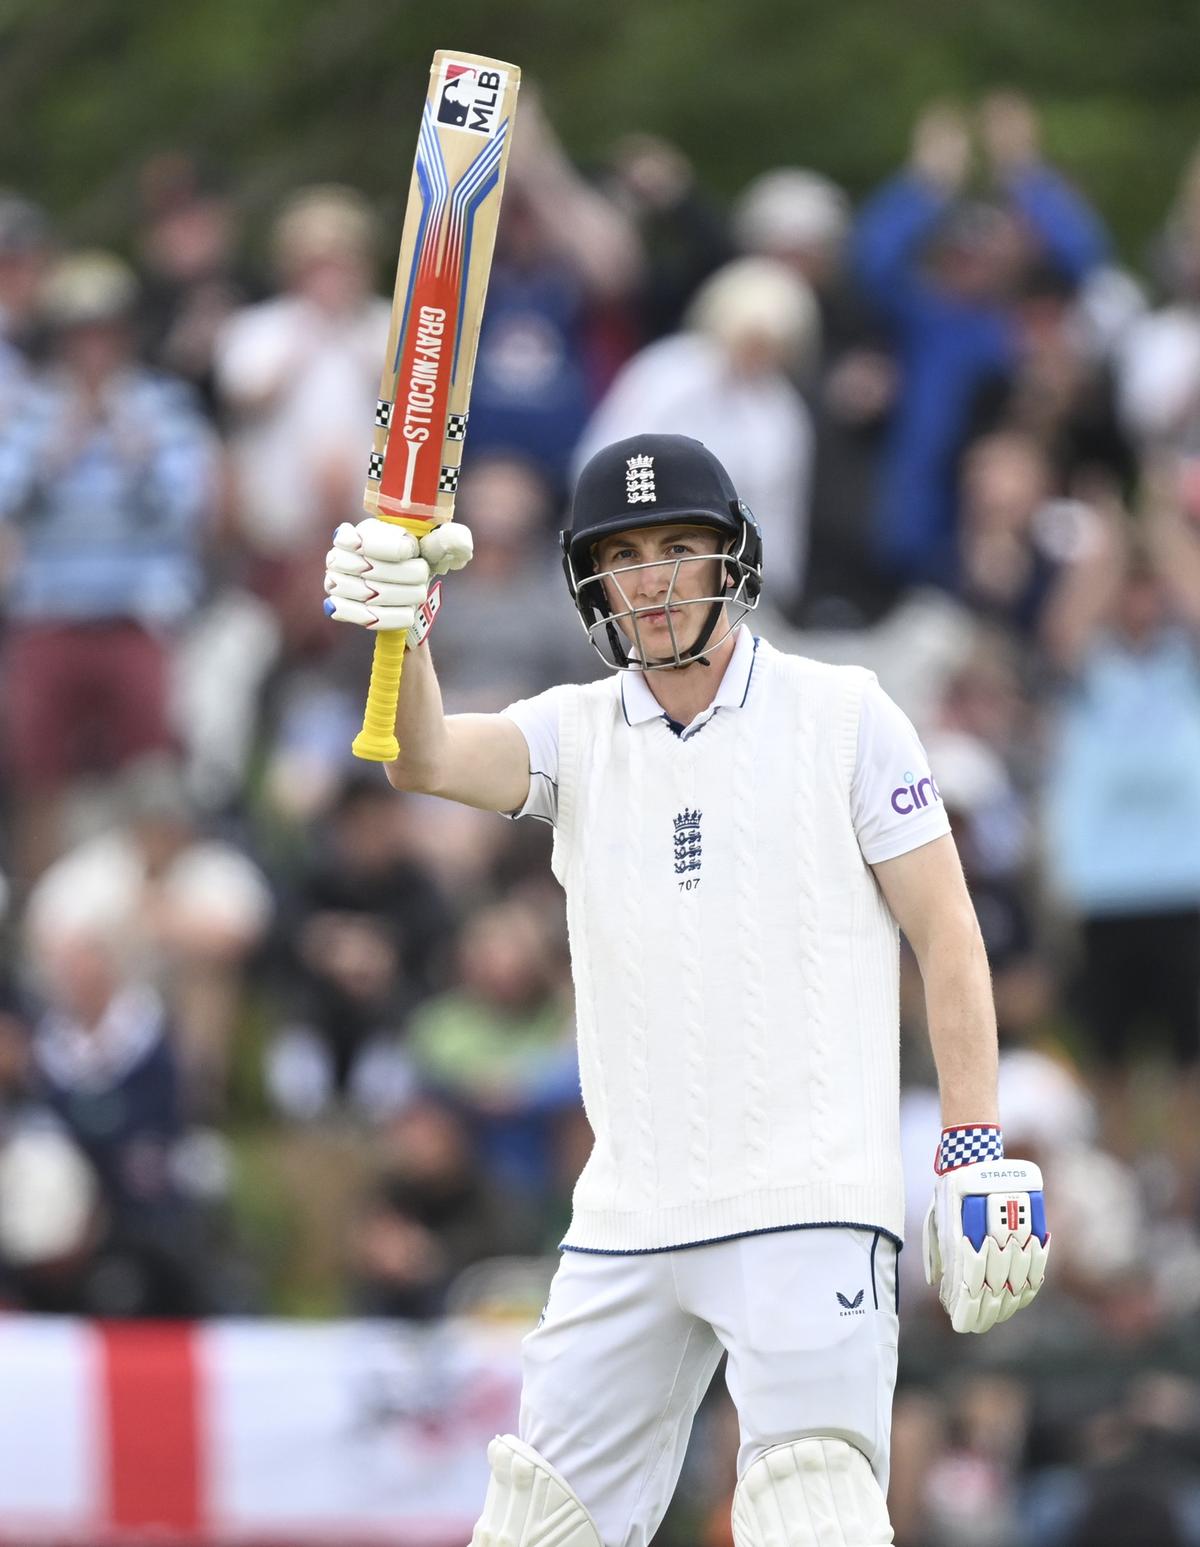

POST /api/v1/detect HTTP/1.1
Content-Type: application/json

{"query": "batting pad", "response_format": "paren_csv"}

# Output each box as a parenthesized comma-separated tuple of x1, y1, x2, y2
(732, 1438, 894, 1547)
(470, 1433, 604, 1547)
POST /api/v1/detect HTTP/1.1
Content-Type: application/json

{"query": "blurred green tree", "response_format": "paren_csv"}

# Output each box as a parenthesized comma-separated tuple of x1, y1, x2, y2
(1, 0, 1196, 269)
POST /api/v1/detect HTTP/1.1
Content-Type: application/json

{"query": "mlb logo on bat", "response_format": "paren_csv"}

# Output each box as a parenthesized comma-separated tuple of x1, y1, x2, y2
(436, 62, 507, 136)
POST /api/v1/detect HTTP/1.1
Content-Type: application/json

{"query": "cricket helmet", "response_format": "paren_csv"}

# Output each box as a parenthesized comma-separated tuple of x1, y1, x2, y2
(560, 434, 763, 670)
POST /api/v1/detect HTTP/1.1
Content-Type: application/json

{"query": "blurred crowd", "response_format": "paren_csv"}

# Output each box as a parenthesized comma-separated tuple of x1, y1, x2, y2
(1, 85, 1200, 1544)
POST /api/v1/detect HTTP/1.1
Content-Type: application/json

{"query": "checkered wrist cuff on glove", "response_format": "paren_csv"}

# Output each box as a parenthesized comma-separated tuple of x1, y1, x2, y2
(936, 1124, 1004, 1174)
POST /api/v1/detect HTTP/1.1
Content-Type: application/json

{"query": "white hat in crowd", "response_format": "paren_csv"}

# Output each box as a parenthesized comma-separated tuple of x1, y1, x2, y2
(271, 184, 379, 273)
(686, 256, 819, 371)
(733, 168, 851, 256)
(41, 250, 139, 327)
(0, 1127, 98, 1266)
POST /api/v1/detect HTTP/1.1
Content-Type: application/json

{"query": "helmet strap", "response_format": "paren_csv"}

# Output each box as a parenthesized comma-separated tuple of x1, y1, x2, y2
(655, 598, 724, 670)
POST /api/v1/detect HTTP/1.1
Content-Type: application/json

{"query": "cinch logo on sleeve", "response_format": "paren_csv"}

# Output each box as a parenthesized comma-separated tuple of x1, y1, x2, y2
(890, 770, 941, 816)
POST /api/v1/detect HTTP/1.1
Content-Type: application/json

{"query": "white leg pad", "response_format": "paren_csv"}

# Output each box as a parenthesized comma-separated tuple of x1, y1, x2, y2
(470, 1434, 605, 1547)
(731, 1438, 894, 1547)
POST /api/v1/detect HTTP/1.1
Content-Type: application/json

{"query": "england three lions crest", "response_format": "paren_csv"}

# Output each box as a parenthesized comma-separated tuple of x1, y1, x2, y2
(626, 454, 656, 504)
(673, 808, 702, 874)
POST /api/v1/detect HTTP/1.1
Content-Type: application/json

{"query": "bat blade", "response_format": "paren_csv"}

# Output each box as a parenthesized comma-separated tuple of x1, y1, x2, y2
(365, 49, 519, 526)
(352, 49, 519, 763)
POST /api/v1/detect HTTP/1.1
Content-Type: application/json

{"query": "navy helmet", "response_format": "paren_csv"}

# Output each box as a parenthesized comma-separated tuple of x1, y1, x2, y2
(560, 434, 763, 669)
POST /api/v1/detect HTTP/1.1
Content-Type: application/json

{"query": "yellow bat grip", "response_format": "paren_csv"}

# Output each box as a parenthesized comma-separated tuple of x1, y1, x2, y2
(350, 515, 435, 763)
(351, 630, 407, 762)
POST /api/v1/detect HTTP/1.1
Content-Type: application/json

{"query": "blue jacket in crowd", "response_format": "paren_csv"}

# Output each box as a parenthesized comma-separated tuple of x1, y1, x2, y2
(852, 167, 1109, 588)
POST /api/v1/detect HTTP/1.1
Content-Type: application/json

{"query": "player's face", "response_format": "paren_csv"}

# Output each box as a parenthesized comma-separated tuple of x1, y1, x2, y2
(595, 524, 726, 657)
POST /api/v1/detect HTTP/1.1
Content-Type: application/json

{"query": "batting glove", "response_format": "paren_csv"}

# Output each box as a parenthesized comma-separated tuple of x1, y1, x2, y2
(922, 1124, 1050, 1334)
(419, 523, 475, 577)
(323, 519, 473, 632)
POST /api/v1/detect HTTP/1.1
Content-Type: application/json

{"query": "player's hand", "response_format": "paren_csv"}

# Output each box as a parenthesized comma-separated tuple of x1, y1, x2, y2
(909, 102, 972, 193)
(323, 519, 472, 631)
(979, 90, 1040, 176)
(419, 523, 474, 577)
(922, 1126, 1050, 1334)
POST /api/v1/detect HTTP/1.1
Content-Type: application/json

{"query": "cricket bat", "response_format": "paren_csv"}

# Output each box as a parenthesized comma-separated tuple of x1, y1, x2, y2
(352, 49, 520, 761)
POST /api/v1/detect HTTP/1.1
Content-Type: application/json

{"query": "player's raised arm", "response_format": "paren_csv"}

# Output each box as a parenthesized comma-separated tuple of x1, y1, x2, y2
(323, 517, 532, 814)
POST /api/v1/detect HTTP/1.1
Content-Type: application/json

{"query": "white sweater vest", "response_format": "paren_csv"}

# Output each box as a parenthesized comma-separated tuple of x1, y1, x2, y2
(551, 640, 904, 1251)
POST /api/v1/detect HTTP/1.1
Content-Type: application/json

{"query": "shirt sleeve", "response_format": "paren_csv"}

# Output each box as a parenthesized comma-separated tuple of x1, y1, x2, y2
(501, 684, 566, 824)
(851, 678, 951, 863)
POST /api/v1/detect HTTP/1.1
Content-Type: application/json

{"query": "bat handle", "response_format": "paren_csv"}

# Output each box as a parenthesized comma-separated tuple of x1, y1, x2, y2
(352, 630, 407, 762)
(350, 513, 435, 763)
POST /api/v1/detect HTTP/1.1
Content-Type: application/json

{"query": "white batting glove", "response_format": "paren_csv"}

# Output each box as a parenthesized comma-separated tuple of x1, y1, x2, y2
(420, 523, 474, 577)
(922, 1125, 1050, 1334)
(323, 519, 473, 632)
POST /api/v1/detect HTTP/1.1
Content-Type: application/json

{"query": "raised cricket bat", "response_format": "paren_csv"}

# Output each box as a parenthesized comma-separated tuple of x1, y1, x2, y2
(352, 49, 520, 761)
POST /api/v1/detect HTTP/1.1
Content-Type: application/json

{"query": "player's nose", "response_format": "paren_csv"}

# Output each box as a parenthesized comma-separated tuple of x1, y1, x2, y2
(636, 560, 673, 598)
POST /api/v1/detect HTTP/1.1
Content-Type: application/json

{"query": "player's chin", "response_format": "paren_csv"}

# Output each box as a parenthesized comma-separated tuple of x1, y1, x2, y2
(638, 610, 708, 659)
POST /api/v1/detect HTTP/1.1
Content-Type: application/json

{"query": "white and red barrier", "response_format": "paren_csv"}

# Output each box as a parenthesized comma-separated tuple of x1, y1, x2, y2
(0, 1314, 524, 1545)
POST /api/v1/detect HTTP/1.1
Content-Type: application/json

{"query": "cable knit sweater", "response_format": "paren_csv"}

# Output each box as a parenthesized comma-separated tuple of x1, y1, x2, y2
(552, 641, 904, 1251)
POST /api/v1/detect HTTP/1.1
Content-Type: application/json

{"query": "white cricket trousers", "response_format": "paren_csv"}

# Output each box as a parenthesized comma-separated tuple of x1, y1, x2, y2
(519, 1227, 899, 1547)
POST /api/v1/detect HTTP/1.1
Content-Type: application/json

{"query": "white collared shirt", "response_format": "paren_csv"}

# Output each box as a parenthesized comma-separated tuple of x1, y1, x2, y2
(503, 627, 950, 864)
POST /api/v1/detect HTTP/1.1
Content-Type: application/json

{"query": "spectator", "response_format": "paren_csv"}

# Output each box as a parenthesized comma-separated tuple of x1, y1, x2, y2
(603, 132, 732, 344)
(1042, 495, 1200, 1163)
(975, 262, 1135, 497)
(135, 151, 257, 419)
(0, 191, 52, 369)
(266, 776, 453, 1120)
(0, 250, 218, 882)
(938, 627, 1039, 789)
(852, 97, 1109, 588)
(1065, 1482, 1188, 1547)
(958, 431, 1058, 636)
(407, 897, 578, 1205)
(1119, 137, 1200, 455)
(22, 859, 209, 1313)
(215, 184, 389, 647)
(735, 168, 897, 624)
(914, 1374, 1028, 1547)
(30, 758, 274, 1115)
(346, 1097, 539, 1319)
(574, 256, 817, 612)
(957, 431, 1116, 650)
(735, 169, 851, 298)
